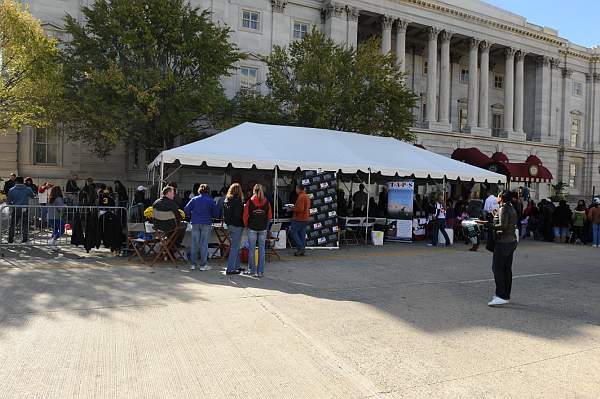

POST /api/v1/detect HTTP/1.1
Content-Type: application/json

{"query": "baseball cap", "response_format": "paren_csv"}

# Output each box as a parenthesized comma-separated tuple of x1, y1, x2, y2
(593, 197, 600, 205)
(137, 185, 147, 191)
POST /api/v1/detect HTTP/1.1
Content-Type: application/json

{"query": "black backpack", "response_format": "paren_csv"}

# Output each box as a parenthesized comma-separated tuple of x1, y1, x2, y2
(248, 199, 268, 231)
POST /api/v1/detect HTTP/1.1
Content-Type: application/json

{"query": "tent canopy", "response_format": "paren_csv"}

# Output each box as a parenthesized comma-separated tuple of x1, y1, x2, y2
(149, 123, 505, 183)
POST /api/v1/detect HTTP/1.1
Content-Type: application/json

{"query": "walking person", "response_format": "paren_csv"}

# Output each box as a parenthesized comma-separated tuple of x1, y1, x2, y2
(223, 183, 245, 275)
(290, 184, 310, 256)
(589, 197, 600, 248)
(185, 184, 219, 271)
(7, 176, 35, 243)
(429, 195, 451, 247)
(243, 184, 272, 277)
(488, 191, 518, 306)
(47, 186, 65, 249)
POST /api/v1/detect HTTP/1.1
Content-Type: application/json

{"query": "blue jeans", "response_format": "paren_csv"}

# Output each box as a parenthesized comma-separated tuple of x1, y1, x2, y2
(553, 227, 569, 240)
(191, 224, 211, 266)
(226, 225, 243, 272)
(290, 221, 307, 250)
(593, 223, 600, 246)
(247, 229, 266, 274)
(432, 218, 450, 246)
(49, 219, 65, 240)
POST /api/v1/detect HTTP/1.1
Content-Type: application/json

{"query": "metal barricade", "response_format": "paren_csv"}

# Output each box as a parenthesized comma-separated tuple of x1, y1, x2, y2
(0, 204, 129, 252)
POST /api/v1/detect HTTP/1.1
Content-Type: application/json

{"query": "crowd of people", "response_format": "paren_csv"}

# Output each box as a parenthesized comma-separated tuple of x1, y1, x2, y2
(151, 181, 311, 277)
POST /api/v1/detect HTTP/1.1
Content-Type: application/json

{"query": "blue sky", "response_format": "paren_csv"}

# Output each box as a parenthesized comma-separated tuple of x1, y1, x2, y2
(483, 0, 600, 47)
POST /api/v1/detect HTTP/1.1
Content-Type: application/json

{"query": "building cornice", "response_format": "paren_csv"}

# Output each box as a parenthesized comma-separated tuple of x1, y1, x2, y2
(389, 0, 567, 48)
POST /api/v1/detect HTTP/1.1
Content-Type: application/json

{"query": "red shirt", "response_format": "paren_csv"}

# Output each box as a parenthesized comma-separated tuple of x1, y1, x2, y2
(243, 196, 273, 227)
(293, 191, 311, 222)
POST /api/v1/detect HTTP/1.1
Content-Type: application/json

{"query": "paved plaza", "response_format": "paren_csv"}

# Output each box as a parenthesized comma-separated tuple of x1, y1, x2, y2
(0, 241, 599, 398)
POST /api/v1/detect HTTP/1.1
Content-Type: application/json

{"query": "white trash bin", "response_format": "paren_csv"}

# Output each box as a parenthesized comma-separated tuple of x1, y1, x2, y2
(274, 230, 287, 249)
(371, 230, 384, 246)
(438, 228, 454, 245)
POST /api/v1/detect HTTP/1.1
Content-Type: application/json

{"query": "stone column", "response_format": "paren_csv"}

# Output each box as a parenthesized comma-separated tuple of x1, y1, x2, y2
(271, 1, 288, 48)
(503, 47, 516, 138)
(395, 19, 409, 73)
(478, 41, 491, 134)
(534, 56, 551, 142)
(464, 38, 488, 136)
(594, 73, 600, 151)
(424, 27, 440, 128)
(437, 30, 452, 131)
(322, 1, 346, 44)
(547, 58, 561, 145)
(346, 6, 359, 48)
(560, 68, 573, 147)
(381, 15, 394, 54)
(513, 50, 526, 139)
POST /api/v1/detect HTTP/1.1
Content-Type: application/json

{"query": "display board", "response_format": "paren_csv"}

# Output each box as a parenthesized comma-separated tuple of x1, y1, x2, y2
(385, 180, 414, 242)
(301, 170, 339, 248)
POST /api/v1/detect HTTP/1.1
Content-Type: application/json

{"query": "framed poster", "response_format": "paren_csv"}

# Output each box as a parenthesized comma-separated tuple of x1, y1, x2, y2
(385, 180, 414, 242)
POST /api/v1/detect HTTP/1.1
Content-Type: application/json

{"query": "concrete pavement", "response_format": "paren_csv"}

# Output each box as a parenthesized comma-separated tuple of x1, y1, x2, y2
(0, 240, 599, 398)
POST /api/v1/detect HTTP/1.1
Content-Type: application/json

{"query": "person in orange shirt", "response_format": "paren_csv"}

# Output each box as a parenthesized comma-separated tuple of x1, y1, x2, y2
(290, 184, 311, 256)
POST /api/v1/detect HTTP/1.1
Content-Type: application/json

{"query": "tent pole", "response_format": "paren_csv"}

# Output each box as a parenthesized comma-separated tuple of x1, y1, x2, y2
(366, 168, 371, 241)
(159, 155, 164, 193)
(274, 166, 278, 221)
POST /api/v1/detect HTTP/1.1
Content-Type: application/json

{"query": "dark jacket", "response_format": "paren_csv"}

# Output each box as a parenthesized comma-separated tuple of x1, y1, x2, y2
(3, 179, 16, 195)
(7, 184, 35, 206)
(66, 179, 79, 193)
(493, 203, 518, 243)
(153, 196, 182, 232)
(223, 196, 244, 227)
(552, 204, 572, 227)
(99, 211, 125, 251)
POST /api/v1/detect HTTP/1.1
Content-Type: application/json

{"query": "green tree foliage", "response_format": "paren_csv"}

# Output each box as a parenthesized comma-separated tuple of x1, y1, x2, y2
(0, 0, 63, 130)
(226, 30, 417, 141)
(61, 0, 241, 156)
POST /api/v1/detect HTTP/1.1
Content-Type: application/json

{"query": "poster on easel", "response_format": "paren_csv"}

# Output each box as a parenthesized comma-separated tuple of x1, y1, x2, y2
(385, 180, 414, 242)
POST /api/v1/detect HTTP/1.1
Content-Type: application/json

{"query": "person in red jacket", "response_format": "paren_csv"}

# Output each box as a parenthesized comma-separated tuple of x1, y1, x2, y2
(243, 184, 272, 277)
(290, 184, 311, 256)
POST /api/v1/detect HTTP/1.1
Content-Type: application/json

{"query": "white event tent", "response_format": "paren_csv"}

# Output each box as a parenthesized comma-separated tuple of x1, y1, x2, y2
(149, 122, 505, 184)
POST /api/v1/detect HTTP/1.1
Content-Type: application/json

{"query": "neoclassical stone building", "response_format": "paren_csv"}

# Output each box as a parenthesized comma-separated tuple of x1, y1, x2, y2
(2, 0, 599, 200)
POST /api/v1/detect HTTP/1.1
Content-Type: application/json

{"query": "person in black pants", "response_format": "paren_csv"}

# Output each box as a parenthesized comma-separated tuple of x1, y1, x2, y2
(488, 191, 518, 306)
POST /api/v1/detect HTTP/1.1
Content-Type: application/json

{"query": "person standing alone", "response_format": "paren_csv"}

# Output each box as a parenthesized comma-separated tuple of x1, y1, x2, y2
(429, 195, 451, 247)
(290, 184, 311, 256)
(488, 191, 518, 306)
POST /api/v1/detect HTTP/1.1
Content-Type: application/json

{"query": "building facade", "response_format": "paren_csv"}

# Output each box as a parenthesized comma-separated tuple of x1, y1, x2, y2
(2, 0, 599, 199)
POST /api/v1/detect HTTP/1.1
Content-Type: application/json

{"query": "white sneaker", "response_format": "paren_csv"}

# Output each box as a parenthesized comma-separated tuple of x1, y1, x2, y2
(199, 265, 212, 271)
(488, 296, 510, 306)
(593, 244, 598, 248)
(189, 265, 196, 271)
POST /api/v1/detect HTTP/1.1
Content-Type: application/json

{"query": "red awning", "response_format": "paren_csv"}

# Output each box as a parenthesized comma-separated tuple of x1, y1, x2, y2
(451, 148, 491, 168)
(452, 148, 553, 183)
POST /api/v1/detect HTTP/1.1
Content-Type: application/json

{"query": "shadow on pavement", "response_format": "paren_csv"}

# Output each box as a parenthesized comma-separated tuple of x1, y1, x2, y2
(1, 240, 599, 340)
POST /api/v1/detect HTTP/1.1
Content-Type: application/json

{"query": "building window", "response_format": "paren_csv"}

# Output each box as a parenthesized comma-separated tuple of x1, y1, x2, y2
(34, 128, 59, 165)
(240, 66, 258, 89)
(569, 163, 577, 189)
(459, 108, 468, 132)
(460, 67, 469, 84)
(572, 82, 583, 97)
(241, 9, 260, 31)
(494, 74, 504, 89)
(570, 117, 580, 147)
(422, 61, 428, 76)
(492, 113, 503, 137)
(293, 21, 309, 40)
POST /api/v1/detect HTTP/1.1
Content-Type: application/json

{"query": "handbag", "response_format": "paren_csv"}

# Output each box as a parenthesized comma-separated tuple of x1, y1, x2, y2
(485, 226, 496, 252)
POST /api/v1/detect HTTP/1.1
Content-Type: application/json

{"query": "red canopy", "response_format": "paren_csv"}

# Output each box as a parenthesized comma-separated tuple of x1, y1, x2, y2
(451, 148, 553, 183)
